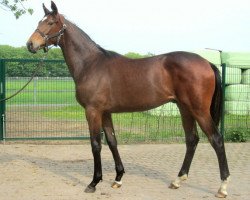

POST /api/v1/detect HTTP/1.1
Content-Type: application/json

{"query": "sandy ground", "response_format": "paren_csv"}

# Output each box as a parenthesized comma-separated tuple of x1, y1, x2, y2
(0, 143, 249, 200)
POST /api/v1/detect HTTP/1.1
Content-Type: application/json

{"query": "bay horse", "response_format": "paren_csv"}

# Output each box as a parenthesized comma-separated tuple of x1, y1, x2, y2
(27, 1, 230, 198)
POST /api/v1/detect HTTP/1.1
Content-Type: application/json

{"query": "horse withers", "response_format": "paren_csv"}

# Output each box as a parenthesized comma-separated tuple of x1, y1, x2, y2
(27, 1, 230, 198)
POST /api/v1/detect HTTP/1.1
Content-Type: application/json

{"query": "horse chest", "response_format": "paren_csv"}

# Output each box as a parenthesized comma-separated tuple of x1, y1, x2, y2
(75, 81, 110, 109)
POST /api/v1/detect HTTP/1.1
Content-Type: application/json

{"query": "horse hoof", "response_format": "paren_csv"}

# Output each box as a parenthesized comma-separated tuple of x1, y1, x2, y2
(168, 183, 180, 189)
(215, 190, 227, 198)
(111, 181, 122, 189)
(84, 185, 96, 193)
(169, 174, 187, 189)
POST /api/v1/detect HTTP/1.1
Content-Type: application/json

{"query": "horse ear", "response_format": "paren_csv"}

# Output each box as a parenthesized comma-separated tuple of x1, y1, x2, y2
(51, 1, 58, 15)
(43, 3, 50, 15)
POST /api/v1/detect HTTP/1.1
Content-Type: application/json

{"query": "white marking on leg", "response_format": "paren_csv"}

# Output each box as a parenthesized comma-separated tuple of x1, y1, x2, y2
(114, 180, 122, 185)
(216, 176, 230, 197)
(171, 174, 188, 188)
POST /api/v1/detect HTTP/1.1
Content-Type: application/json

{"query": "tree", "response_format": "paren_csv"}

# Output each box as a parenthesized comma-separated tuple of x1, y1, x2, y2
(124, 52, 145, 59)
(0, 0, 33, 19)
(124, 52, 155, 59)
(0, 45, 69, 77)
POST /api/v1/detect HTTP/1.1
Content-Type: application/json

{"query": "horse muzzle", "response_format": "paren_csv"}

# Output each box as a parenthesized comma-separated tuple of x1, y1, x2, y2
(26, 41, 39, 54)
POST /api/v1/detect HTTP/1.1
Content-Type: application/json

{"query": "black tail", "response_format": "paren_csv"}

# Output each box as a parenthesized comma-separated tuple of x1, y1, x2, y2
(210, 63, 223, 127)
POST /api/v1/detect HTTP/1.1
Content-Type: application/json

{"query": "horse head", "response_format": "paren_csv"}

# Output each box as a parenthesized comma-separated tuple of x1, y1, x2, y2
(27, 1, 66, 53)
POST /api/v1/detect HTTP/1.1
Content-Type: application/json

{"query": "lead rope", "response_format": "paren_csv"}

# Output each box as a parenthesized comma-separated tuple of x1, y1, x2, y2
(0, 53, 48, 102)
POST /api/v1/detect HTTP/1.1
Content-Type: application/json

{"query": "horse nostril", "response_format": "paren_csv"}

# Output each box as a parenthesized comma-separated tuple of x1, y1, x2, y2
(27, 41, 33, 50)
(26, 41, 37, 53)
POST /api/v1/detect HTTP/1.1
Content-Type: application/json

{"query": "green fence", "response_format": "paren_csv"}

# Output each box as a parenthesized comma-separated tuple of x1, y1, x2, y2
(0, 58, 249, 143)
(0, 59, 89, 141)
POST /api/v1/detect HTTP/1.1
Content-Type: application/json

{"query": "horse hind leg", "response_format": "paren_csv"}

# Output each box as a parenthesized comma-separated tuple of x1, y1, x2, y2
(194, 111, 230, 198)
(102, 112, 125, 189)
(169, 107, 199, 189)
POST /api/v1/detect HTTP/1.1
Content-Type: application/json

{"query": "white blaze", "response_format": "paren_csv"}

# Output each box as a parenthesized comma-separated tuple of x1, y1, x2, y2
(42, 16, 48, 22)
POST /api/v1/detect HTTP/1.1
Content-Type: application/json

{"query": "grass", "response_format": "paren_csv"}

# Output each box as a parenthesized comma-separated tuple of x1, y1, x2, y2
(40, 105, 185, 143)
(6, 78, 76, 104)
(39, 105, 250, 143)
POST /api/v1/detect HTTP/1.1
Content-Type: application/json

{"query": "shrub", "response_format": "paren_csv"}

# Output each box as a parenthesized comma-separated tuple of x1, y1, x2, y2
(225, 129, 248, 142)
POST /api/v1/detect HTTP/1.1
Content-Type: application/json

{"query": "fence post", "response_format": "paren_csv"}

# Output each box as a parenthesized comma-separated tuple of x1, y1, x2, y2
(220, 63, 226, 137)
(34, 77, 38, 104)
(0, 59, 6, 141)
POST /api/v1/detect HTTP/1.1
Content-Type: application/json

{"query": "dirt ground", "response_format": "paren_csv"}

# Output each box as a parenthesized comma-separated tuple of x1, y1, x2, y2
(0, 143, 249, 200)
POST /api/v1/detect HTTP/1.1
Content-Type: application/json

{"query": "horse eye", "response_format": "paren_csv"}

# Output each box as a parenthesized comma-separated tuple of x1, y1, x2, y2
(48, 21, 54, 26)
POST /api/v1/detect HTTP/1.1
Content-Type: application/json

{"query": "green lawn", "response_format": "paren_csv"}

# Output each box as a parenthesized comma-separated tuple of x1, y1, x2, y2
(6, 78, 76, 104)
(39, 105, 250, 143)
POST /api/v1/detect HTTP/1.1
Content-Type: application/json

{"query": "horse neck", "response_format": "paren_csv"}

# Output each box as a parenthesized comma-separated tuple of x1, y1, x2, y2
(59, 20, 103, 81)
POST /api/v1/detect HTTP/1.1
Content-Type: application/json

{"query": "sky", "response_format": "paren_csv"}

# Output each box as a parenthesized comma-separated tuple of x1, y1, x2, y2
(0, 0, 250, 55)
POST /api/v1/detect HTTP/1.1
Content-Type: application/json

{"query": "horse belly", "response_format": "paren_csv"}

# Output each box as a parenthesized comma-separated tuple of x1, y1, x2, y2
(110, 81, 174, 112)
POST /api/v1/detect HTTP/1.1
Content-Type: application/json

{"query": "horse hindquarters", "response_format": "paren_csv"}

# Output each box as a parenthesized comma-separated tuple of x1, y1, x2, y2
(169, 61, 230, 197)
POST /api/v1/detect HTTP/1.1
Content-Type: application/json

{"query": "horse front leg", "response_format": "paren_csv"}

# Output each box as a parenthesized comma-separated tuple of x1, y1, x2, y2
(102, 112, 125, 189)
(84, 107, 103, 193)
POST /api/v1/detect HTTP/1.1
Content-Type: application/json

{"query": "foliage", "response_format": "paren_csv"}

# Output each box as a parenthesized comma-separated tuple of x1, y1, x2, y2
(0, 45, 69, 77)
(0, 0, 33, 19)
(225, 129, 248, 142)
(125, 52, 145, 59)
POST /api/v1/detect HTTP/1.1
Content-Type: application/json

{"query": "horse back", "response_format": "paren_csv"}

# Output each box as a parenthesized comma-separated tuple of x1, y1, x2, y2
(76, 51, 215, 113)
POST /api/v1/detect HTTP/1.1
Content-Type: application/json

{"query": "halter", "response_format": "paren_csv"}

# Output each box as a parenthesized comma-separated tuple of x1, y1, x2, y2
(35, 23, 67, 52)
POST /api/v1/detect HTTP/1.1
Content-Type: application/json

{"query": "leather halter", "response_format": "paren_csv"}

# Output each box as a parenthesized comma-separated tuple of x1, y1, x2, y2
(35, 23, 67, 52)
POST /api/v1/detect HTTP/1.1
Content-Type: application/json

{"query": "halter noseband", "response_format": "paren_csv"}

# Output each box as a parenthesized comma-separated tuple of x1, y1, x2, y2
(35, 23, 67, 52)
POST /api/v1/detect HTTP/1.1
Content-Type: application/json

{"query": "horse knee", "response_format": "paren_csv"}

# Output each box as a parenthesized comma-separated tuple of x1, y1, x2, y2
(91, 138, 102, 154)
(105, 132, 118, 147)
(107, 139, 117, 149)
(210, 133, 224, 150)
(186, 134, 199, 150)
(92, 144, 102, 154)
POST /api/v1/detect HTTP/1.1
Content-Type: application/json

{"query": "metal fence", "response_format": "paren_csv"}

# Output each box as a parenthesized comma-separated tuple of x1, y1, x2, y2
(0, 59, 249, 143)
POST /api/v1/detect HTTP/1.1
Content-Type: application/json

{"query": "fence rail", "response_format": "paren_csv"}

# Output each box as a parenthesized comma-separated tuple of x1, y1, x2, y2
(0, 59, 249, 143)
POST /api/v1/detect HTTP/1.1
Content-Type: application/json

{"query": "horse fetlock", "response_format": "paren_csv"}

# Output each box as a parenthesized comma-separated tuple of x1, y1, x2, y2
(116, 167, 125, 175)
(169, 174, 188, 189)
(115, 165, 125, 178)
(94, 175, 102, 184)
